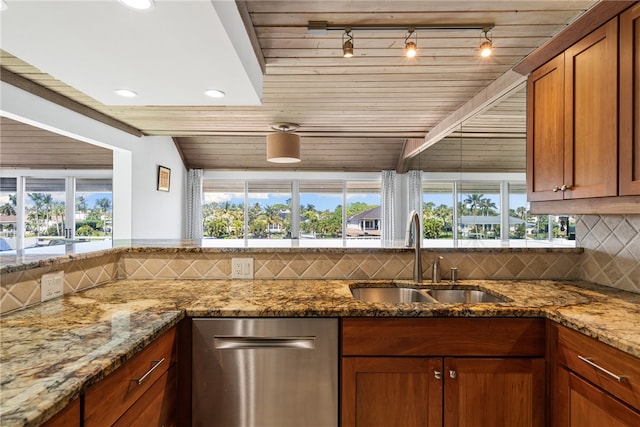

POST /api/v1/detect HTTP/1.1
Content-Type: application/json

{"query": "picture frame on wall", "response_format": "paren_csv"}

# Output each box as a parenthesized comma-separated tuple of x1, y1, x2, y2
(157, 166, 171, 192)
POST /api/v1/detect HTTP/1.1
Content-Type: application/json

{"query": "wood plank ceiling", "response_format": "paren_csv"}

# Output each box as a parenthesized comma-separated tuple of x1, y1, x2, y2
(0, 1, 597, 172)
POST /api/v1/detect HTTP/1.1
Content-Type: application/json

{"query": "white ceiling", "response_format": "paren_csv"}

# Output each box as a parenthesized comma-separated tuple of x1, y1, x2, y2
(0, 0, 262, 106)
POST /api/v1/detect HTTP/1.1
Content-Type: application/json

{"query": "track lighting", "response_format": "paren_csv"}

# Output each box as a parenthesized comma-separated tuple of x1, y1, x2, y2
(480, 28, 493, 57)
(404, 28, 417, 58)
(307, 21, 494, 59)
(342, 28, 354, 58)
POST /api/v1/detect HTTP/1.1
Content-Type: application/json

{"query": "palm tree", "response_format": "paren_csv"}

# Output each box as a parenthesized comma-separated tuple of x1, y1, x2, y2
(478, 197, 497, 216)
(76, 196, 88, 213)
(463, 193, 484, 216)
(94, 198, 112, 214)
(0, 202, 16, 216)
(28, 193, 46, 236)
(42, 194, 53, 232)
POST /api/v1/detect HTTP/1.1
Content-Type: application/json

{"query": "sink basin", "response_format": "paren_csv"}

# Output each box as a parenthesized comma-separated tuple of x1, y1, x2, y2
(350, 286, 507, 304)
(350, 287, 438, 304)
(427, 289, 507, 303)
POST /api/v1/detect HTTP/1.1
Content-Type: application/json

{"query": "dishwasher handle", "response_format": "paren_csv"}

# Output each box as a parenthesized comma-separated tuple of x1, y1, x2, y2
(214, 336, 316, 350)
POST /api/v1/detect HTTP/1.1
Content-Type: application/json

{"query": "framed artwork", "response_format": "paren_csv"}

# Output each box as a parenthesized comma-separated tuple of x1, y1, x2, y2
(157, 166, 171, 192)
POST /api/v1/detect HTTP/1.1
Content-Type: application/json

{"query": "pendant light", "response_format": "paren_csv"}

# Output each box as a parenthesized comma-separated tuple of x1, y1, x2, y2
(266, 123, 301, 163)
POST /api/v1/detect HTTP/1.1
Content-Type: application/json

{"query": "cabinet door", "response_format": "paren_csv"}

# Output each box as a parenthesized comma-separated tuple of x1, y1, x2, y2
(443, 358, 545, 427)
(555, 368, 640, 427)
(113, 366, 177, 427)
(564, 18, 618, 199)
(342, 357, 443, 427)
(620, 3, 640, 195)
(527, 54, 565, 201)
(42, 398, 80, 427)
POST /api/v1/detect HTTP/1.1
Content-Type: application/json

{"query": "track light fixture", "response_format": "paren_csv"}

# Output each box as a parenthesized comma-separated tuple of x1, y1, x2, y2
(342, 28, 354, 58)
(404, 28, 417, 58)
(480, 27, 493, 57)
(308, 21, 494, 59)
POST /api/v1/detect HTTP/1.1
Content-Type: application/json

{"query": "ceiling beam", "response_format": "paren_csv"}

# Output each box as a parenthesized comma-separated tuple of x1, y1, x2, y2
(0, 67, 143, 138)
(396, 70, 526, 173)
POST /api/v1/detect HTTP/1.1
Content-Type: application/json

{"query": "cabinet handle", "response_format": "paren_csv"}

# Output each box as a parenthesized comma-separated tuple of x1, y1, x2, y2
(131, 358, 165, 385)
(577, 356, 628, 383)
(434, 370, 442, 380)
(560, 184, 568, 192)
(552, 186, 560, 192)
(449, 370, 457, 379)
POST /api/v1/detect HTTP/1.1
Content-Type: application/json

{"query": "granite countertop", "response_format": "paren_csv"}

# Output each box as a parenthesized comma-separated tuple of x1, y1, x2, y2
(1, 278, 639, 427)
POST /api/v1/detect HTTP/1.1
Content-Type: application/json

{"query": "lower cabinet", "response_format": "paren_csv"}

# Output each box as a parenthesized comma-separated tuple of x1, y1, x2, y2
(84, 326, 177, 427)
(341, 318, 546, 427)
(41, 398, 80, 427)
(555, 367, 640, 427)
(551, 324, 640, 427)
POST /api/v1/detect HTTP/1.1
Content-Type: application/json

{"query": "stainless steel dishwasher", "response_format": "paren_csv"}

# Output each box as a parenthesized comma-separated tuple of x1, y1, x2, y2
(192, 318, 338, 427)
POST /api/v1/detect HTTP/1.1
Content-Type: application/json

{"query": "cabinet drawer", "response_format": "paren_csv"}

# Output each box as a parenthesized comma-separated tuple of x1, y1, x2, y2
(556, 325, 640, 409)
(342, 318, 545, 357)
(113, 366, 177, 427)
(84, 327, 176, 427)
(42, 398, 80, 427)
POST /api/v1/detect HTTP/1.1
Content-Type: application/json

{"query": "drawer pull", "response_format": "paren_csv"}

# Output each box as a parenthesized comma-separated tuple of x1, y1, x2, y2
(132, 358, 165, 385)
(578, 356, 628, 383)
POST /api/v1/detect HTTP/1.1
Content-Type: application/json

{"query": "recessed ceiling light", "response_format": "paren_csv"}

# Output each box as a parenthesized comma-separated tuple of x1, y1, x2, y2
(115, 89, 138, 98)
(205, 89, 226, 99)
(119, 0, 154, 11)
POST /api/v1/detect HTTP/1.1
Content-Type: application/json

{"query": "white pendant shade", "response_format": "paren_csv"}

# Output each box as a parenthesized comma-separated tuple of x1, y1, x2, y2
(266, 132, 301, 163)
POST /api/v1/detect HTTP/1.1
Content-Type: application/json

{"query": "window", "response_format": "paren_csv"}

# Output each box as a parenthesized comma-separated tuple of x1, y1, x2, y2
(247, 180, 292, 246)
(76, 179, 113, 238)
(0, 172, 113, 253)
(299, 181, 343, 244)
(423, 182, 454, 242)
(202, 180, 245, 246)
(345, 181, 381, 244)
(457, 181, 501, 240)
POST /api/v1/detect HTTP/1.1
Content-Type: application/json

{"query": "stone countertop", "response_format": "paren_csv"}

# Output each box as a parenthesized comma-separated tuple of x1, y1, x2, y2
(1, 278, 639, 427)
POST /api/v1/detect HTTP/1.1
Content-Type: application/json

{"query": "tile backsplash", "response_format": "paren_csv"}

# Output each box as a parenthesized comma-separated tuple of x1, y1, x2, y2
(1, 248, 581, 315)
(577, 215, 640, 293)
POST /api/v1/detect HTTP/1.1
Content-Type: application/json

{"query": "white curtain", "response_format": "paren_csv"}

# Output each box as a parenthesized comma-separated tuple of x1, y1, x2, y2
(381, 170, 396, 246)
(186, 169, 203, 240)
(407, 170, 423, 219)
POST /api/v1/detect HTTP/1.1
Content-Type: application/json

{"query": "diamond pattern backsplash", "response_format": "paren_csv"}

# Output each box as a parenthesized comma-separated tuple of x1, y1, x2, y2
(1, 249, 582, 315)
(577, 215, 640, 293)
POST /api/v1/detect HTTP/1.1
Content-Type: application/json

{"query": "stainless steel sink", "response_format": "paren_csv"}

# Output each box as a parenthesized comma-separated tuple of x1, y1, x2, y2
(350, 287, 439, 304)
(427, 289, 506, 303)
(350, 286, 507, 304)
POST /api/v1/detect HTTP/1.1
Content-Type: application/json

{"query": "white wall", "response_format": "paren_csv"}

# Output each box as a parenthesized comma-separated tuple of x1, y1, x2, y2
(1, 82, 186, 239)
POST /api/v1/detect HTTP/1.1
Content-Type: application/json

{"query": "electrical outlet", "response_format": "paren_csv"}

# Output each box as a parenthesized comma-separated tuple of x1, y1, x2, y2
(41, 271, 64, 302)
(231, 258, 254, 279)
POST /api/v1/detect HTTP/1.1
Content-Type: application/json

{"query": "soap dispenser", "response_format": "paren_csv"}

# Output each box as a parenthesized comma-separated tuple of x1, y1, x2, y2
(432, 256, 443, 283)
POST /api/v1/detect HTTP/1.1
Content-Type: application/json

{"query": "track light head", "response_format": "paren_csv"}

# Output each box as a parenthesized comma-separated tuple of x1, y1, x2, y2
(404, 28, 417, 58)
(342, 28, 354, 58)
(480, 28, 493, 57)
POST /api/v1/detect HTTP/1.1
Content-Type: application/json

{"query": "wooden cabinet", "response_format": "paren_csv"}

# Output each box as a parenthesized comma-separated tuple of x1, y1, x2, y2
(619, 2, 640, 195)
(342, 357, 442, 427)
(84, 327, 177, 427)
(341, 318, 546, 427)
(527, 18, 618, 202)
(550, 324, 640, 426)
(41, 398, 80, 427)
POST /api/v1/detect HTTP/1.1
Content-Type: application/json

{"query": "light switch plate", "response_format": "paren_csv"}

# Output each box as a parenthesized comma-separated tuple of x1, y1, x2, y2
(231, 258, 254, 279)
(41, 271, 64, 302)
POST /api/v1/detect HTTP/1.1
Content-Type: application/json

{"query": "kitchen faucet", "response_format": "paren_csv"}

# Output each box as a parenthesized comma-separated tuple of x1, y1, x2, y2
(405, 210, 422, 283)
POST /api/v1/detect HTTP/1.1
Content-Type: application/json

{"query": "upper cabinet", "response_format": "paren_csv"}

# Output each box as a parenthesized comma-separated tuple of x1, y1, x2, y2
(528, 19, 618, 202)
(526, 3, 640, 214)
(620, 3, 640, 196)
